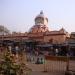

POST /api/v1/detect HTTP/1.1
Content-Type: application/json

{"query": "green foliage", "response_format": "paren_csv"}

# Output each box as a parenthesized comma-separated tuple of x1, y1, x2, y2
(0, 51, 20, 75)
(0, 25, 10, 35)
(0, 50, 32, 75)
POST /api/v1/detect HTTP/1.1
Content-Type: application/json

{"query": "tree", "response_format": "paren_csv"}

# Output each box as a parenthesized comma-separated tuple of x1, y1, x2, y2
(0, 48, 32, 75)
(0, 25, 10, 35)
(0, 51, 20, 75)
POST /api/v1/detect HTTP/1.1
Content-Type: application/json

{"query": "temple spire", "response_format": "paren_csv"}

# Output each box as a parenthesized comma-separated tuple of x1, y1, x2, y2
(40, 10, 44, 14)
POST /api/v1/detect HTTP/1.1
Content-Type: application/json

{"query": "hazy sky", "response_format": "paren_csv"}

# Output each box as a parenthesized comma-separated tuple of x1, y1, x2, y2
(0, 0, 75, 33)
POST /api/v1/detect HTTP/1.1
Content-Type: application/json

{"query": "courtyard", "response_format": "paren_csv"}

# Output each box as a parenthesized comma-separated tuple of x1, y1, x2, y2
(25, 53, 75, 75)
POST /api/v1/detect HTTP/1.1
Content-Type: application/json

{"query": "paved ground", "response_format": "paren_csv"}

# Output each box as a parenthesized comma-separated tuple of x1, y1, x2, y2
(30, 71, 65, 75)
(25, 54, 75, 75)
(26, 62, 66, 75)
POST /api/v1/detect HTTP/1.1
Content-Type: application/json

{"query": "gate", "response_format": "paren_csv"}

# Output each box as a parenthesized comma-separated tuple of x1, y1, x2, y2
(44, 56, 75, 73)
(69, 57, 75, 72)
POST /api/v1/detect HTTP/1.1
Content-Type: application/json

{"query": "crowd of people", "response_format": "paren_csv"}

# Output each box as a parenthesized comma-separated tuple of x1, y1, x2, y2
(0, 43, 75, 65)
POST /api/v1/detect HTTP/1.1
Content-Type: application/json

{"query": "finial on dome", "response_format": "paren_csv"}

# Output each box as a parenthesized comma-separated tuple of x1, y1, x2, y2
(40, 10, 44, 14)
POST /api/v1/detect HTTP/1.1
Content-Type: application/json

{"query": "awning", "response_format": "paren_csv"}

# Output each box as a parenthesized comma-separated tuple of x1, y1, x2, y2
(37, 44, 53, 47)
(69, 44, 75, 47)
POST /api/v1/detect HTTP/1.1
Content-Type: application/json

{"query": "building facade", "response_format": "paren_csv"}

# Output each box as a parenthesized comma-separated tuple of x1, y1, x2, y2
(0, 11, 69, 45)
(66, 32, 75, 56)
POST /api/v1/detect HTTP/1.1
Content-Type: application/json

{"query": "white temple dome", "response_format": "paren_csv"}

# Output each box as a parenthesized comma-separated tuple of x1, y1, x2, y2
(29, 11, 49, 33)
(35, 11, 48, 22)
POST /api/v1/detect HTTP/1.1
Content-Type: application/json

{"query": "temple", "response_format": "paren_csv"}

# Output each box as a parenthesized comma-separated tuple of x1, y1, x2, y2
(0, 11, 70, 47)
(0, 11, 75, 56)
(0, 11, 70, 44)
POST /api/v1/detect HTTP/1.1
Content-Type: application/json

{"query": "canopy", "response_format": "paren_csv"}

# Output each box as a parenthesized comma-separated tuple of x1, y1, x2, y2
(37, 44, 53, 48)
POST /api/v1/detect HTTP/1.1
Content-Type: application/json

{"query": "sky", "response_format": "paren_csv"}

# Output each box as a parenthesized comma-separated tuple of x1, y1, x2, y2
(0, 0, 75, 33)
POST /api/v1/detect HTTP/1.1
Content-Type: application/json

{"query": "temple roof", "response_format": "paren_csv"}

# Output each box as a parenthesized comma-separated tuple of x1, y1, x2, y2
(29, 25, 49, 33)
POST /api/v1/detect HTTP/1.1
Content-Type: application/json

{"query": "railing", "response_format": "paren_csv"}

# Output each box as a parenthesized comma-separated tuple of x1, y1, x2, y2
(44, 56, 75, 73)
